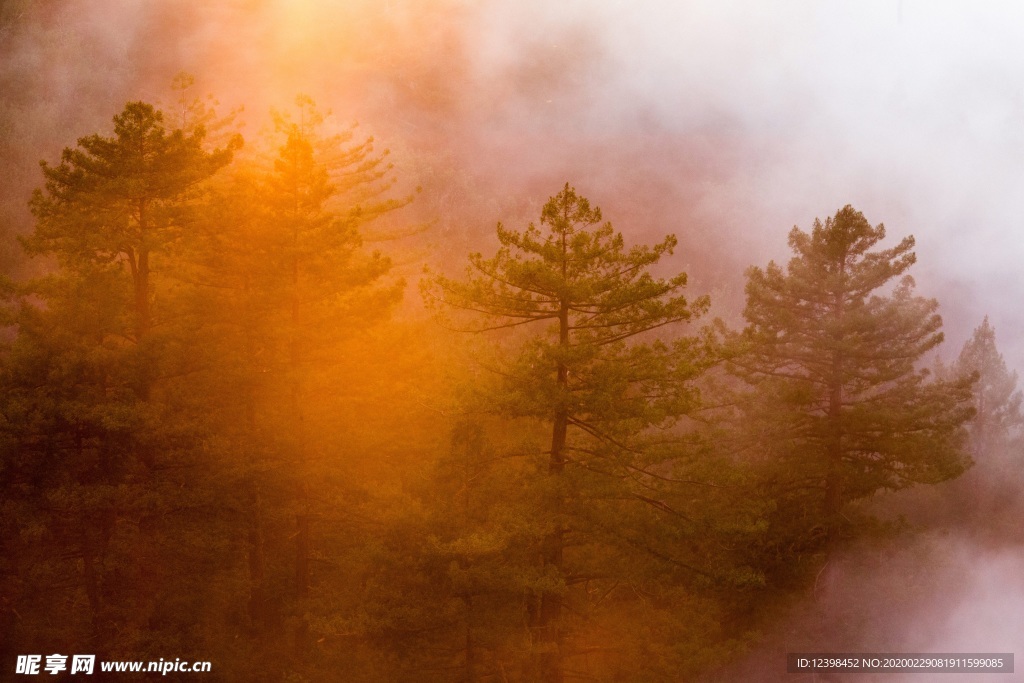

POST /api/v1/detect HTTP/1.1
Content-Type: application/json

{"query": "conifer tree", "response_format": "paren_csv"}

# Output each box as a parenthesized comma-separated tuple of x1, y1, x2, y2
(1, 101, 237, 654)
(263, 96, 403, 611)
(26, 101, 238, 352)
(737, 205, 973, 546)
(182, 96, 408, 675)
(953, 317, 1022, 459)
(427, 183, 712, 683)
(938, 317, 1024, 517)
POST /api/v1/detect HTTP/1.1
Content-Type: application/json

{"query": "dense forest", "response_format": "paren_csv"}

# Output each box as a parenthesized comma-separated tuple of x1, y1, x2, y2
(3, 3, 1024, 682)
(1, 87, 1021, 682)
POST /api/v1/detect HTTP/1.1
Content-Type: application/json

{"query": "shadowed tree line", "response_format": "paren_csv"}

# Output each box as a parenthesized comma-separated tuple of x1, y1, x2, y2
(0, 95, 1015, 682)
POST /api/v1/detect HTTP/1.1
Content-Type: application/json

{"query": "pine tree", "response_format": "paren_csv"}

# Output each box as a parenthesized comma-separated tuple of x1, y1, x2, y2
(940, 317, 1024, 518)
(180, 96, 409, 676)
(426, 183, 713, 683)
(953, 317, 1023, 459)
(26, 101, 238, 353)
(737, 205, 973, 547)
(1, 101, 237, 654)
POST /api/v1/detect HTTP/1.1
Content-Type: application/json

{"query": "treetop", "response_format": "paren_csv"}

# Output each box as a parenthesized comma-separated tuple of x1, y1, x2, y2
(427, 183, 707, 342)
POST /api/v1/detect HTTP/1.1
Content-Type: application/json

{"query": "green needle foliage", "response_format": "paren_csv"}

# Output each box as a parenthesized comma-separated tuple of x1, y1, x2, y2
(26, 101, 239, 344)
(426, 183, 734, 682)
(0, 96, 996, 682)
(735, 205, 973, 553)
(1, 101, 238, 658)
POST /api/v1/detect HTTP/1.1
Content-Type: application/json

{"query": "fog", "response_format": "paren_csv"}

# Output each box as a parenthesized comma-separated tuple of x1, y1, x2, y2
(5, 0, 1024, 354)
(2, 0, 1023, 677)
(700, 528, 1024, 680)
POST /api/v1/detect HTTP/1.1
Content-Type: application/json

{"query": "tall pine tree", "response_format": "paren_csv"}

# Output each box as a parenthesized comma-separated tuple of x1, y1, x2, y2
(736, 205, 973, 548)
(181, 95, 408, 677)
(426, 183, 716, 682)
(2, 101, 237, 656)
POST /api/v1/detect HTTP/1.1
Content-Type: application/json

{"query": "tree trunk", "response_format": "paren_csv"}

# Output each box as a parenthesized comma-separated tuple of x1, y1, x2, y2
(533, 301, 569, 683)
(243, 296, 270, 631)
(135, 248, 151, 345)
(133, 197, 152, 343)
(825, 259, 846, 545)
(288, 209, 311, 658)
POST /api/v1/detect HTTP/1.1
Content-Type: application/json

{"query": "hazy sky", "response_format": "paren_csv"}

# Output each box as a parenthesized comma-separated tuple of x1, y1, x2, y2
(474, 0, 1024, 364)
(3, 0, 1023, 366)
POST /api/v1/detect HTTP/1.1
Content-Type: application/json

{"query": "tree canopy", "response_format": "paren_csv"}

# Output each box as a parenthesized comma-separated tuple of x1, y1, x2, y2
(736, 205, 973, 545)
(0, 99, 988, 683)
(428, 183, 726, 682)
(953, 316, 1022, 459)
